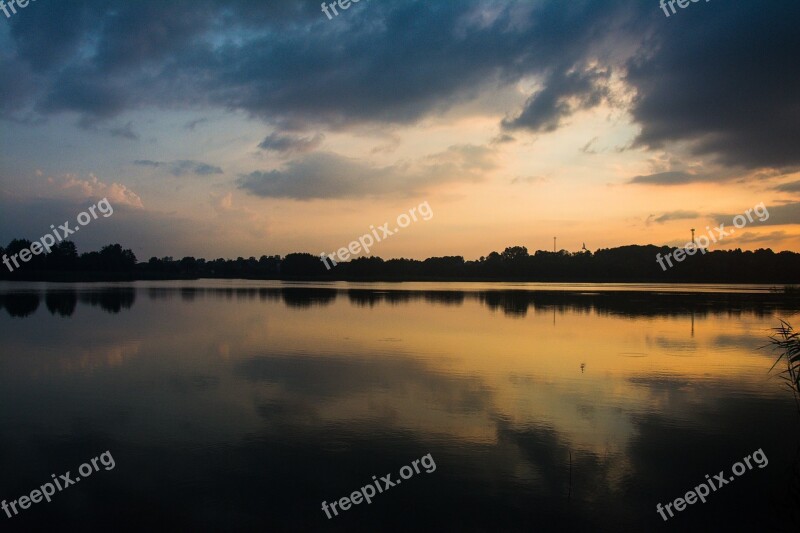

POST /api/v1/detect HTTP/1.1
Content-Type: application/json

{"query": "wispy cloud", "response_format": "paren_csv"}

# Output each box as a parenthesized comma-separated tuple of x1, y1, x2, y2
(511, 176, 547, 185)
(133, 160, 223, 177)
(184, 118, 209, 131)
(713, 202, 800, 226)
(774, 180, 800, 193)
(733, 230, 790, 245)
(258, 132, 325, 155)
(109, 122, 139, 141)
(629, 171, 711, 186)
(646, 210, 700, 225)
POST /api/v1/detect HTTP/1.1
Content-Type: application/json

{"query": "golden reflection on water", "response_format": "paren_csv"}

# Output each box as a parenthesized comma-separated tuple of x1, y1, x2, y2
(2, 291, 785, 454)
(1, 284, 798, 531)
(254, 299, 780, 452)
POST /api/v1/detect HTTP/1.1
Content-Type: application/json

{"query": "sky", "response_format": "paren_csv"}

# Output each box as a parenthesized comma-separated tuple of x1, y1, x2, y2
(1, 0, 799, 261)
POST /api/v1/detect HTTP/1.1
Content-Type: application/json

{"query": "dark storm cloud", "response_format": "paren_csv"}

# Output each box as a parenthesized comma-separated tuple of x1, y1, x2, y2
(0, 0, 641, 126)
(6, 0, 97, 71)
(627, 1, 800, 168)
(502, 65, 612, 132)
(0, 56, 37, 114)
(37, 65, 130, 119)
(1, 0, 798, 169)
(134, 160, 223, 176)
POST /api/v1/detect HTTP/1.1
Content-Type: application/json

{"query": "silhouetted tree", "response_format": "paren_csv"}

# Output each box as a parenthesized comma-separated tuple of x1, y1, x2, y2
(97, 244, 137, 271)
(501, 246, 529, 261)
(46, 241, 79, 270)
(282, 253, 328, 277)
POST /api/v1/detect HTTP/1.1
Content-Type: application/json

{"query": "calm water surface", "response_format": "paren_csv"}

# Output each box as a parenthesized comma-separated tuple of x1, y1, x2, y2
(1, 281, 799, 531)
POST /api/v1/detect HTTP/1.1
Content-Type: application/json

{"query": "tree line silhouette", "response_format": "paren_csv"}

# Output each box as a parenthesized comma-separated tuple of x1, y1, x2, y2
(2, 239, 800, 283)
(1, 239, 136, 279)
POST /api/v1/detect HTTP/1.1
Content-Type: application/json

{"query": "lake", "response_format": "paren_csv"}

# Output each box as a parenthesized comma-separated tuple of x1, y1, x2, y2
(1, 281, 799, 531)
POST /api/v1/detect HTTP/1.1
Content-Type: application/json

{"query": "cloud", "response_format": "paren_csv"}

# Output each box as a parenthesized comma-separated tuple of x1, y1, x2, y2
(0, 0, 797, 171)
(0, 56, 38, 117)
(490, 133, 515, 145)
(579, 136, 599, 154)
(626, 1, 800, 168)
(731, 231, 790, 245)
(774, 180, 800, 193)
(133, 160, 223, 177)
(647, 211, 700, 225)
(75, 116, 140, 141)
(258, 132, 324, 154)
(628, 171, 707, 186)
(510, 176, 547, 185)
(108, 121, 139, 140)
(630, 166, 792, 187)
(502, 65, 612, 132)
(39, 65, 130, 119)
(184, 118, 209, 130)
(713, 202, 800, 227)
(48, 173, 144, 208)
(133, 160, 161, 168)
(238, 144, 496, 200)
(211, 192, 234, 211)
(237, 154, 391, 200)
(2, 2, 634, 132)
